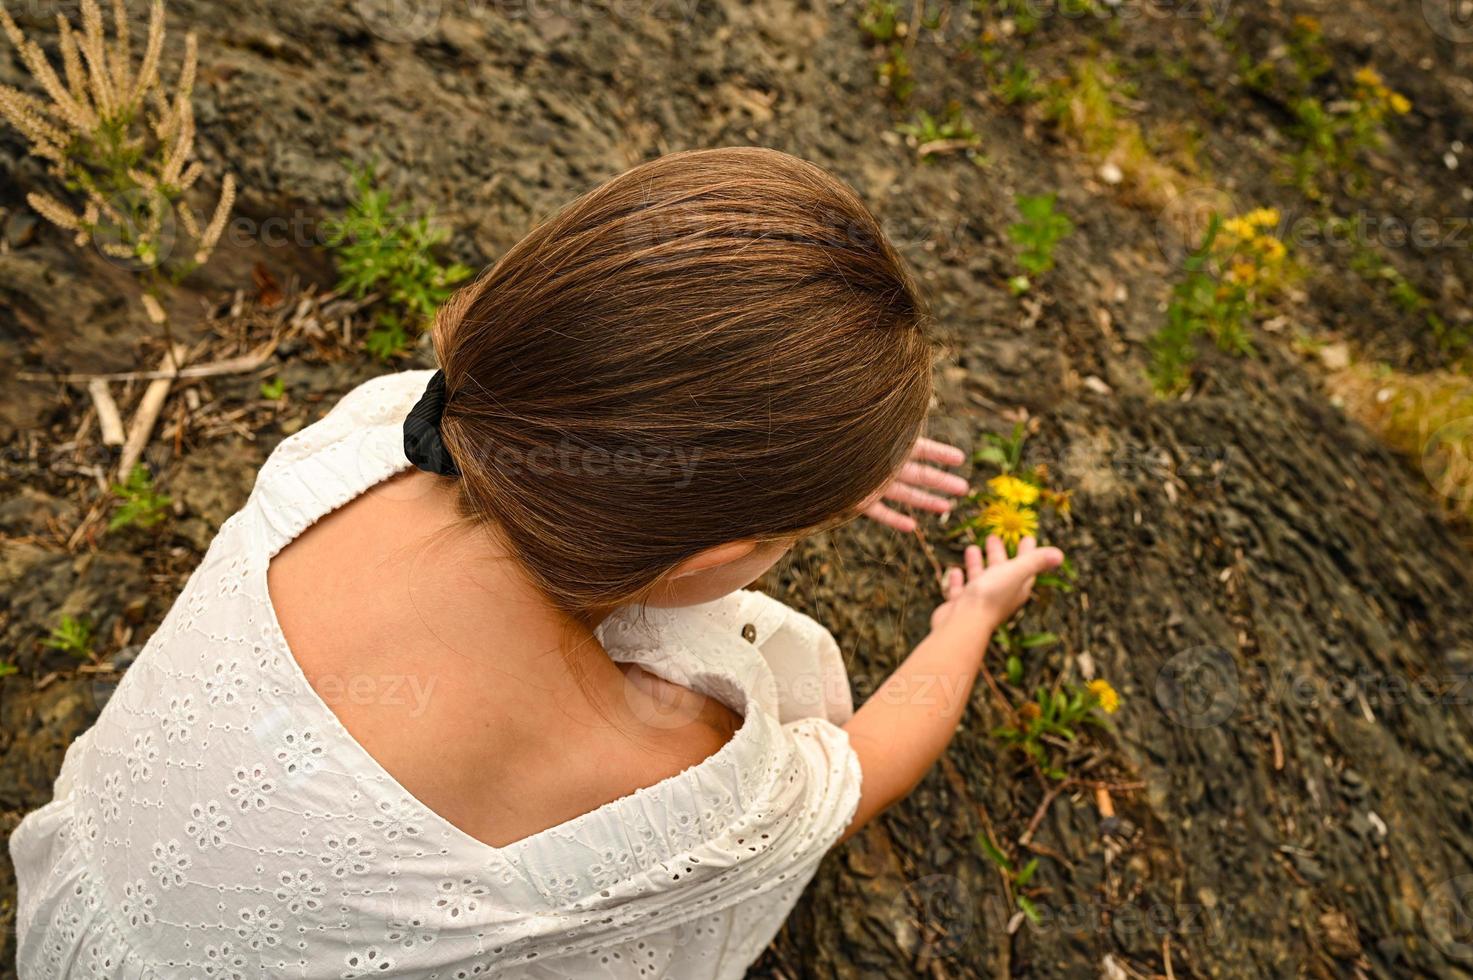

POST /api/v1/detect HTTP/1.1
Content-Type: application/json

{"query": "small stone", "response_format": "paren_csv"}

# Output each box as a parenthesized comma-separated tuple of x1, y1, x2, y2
(1317, 342, 1351, 371)
(122, 596, 149, 625)
(4, 210, 38, 247)
(1099, 162, 1124, 185)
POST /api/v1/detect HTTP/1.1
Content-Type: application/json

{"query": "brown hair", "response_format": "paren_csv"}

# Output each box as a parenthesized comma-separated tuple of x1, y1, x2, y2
(433, 147, 934, 622)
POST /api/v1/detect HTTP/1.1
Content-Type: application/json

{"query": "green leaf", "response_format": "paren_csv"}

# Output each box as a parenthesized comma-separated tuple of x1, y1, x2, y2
(1021, 632, 1060, 650)
(977, 834, 1012, 871)
(973, 446, 1009, 467)
(1017, 894, 1042, 923)
(1016, 857, 1039, 887)
(1005, 655, 1023, 686)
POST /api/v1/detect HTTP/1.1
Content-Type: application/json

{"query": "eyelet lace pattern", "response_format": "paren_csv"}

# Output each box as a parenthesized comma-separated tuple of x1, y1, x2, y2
(11, 371, 862, 979)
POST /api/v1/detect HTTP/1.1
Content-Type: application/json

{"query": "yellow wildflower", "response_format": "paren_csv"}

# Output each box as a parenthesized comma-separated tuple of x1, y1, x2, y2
(1389, 92, 1412, 115)
(1354, 66, 1384, 89)
(1221, 209, 1280, 248)
(1040, 487, 1073, 518)
(988, 474, 1041, 507)
(1256, 235, 1287, 263)
(1087, 679, 1121, 714)
(1245, 207, 1281, 230)
(1226, 260, 1257, 286)
(982, 500, 1038, 546)
(1221, 217, 1254, 242)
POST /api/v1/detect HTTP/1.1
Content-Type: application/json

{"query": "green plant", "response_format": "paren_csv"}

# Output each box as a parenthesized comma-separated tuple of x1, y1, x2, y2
(44, 614, 94, 660)
(109, 464, 170, 531)
(0, 662, 18, 678)
(977, 834, 1042, 924)
(1042, 58, 1185, 208)
(0, 0, 235, 338)
(959, 424, 1075, 591)
(993, 681, 1118, 779)
(323, 164, 473, 360)
(1149, 209, 1290, 394)
(858, 0, 903, 41)
(365, 312, 411, 362)
(875, 43, 914, 102)
(1283, 65, 1411, 197)
(1343, 235, 1470, 353)
(259, 376, 286, 400)
(1007, 193, 1074, 292)
(896, 104, 981, 161)
(995, 62, 1042, 105)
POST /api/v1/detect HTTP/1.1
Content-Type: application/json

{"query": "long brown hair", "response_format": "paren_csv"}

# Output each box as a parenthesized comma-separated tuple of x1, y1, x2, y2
(432, 147, 934, 622)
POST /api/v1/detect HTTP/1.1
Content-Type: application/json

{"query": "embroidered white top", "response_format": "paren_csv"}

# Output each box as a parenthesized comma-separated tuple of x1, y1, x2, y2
(10, 370, 863, 980)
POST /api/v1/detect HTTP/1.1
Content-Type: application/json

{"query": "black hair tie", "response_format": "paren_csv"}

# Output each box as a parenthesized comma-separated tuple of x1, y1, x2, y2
(403, 369, 460, 477)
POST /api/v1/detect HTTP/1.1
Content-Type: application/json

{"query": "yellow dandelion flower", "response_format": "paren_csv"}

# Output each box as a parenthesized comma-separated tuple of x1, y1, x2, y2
(1389, 92, 1411, 115)
(1354, 66, 1384, 89)
(1256, 236, 1287, 263)
(988, 474, 1041, 507)
(1226, 260, 1257, 286)
(1087, 679, 1121, 714)
(1245, 207, 1281, 230)
(1221, 217, 1256, 243)
(982, 500, 1038, 547)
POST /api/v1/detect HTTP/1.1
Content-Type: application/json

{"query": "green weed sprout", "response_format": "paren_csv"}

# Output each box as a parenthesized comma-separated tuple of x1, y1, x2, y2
(44, 614, 94, 659)
(323, 165, 472, 360)
(994, 681, 1120, 780)
(1007, 193, 1074, 293)
(109, 464, 170, 531)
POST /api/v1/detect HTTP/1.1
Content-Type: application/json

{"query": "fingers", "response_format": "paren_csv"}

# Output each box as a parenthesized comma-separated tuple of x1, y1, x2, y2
(964, 544, 984, 580)
(862, 501, 918, 533)
(1022, 546, 1065, 575)
(985, 534, 1008, 568)
(882, 482, 954, 515)
(945, 567, 964, 600)
(1017, 535, 1036, 556)
(896, 461, 971, 497)
(911, 437, 966, 468)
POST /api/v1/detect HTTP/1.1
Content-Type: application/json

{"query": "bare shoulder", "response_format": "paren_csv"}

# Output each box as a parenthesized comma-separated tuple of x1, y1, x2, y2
(615, 664, 742, 780)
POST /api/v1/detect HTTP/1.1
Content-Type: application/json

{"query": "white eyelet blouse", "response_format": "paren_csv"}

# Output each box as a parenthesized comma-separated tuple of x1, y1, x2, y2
(10, 370, 863, 979)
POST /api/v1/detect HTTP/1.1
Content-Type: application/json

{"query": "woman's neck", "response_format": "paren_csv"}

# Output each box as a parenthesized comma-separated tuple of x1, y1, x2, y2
(383, 471, 607, 685)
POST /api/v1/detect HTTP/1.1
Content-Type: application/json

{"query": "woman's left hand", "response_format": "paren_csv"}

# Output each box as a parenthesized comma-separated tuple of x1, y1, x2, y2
(862, 437, 970, 532)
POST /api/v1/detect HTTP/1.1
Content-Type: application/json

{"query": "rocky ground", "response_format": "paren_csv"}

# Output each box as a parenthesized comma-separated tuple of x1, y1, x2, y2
(4, 0, 1473, 977)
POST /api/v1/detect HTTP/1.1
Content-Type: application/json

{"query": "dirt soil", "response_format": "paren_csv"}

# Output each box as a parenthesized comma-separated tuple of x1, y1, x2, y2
(4, 0, 1473, 977)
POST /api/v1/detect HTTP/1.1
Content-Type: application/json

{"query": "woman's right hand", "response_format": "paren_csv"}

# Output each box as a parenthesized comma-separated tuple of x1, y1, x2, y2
(930, 535, 1064, 637)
